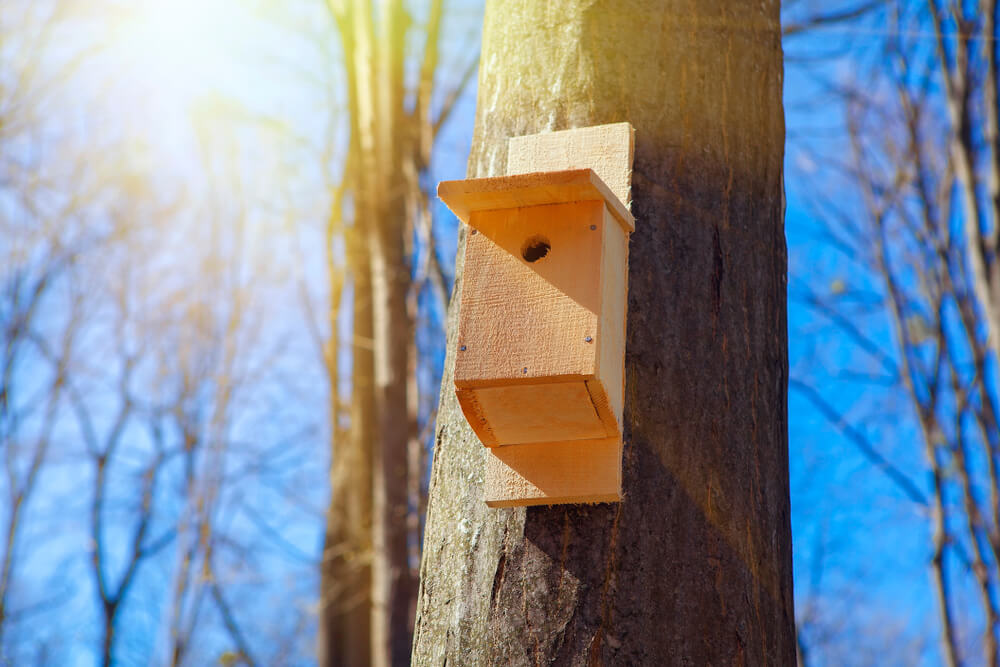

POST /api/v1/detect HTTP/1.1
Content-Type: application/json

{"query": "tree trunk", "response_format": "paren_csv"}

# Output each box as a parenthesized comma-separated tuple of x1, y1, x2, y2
(320, 0, 446, 662)
(368, 3, 417, 662)
(412, 1, 794, 664)
(369, 213, 417, 666)
(320, 222, 375, 667)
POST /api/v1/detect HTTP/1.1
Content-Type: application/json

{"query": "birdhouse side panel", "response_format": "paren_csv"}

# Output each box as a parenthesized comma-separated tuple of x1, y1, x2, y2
(596, 206, 629, 432)
(454, 201, 604, 387)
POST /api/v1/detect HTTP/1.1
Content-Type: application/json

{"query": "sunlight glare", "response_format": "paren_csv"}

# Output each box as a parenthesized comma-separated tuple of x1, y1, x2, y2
(108, 0, 247, 104)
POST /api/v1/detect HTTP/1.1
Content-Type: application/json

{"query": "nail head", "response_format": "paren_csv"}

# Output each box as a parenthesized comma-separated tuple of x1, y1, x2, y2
(584, 336, 593, 343)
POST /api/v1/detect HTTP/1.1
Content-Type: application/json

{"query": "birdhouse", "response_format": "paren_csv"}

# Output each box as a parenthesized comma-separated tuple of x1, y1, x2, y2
(438, 123, 634, 507)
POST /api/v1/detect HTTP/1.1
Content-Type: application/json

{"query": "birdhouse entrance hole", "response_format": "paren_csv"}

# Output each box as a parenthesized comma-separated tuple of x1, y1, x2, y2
(521, 235, 550, 262)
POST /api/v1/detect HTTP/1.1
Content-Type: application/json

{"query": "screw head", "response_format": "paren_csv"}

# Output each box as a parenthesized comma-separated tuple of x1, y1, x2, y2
(459, 345, 467, 351)
(470, 229, 478, 235)
(522, 367, 528, 374)
(584, 336, 593, 343)
(589, 224, 597, 230)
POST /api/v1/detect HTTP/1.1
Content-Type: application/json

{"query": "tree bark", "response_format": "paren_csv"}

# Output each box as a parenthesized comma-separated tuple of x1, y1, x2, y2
(412, 1, 795, 664)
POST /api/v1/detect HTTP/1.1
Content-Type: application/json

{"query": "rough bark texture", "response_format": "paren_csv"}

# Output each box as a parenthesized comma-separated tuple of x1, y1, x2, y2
(412, 1, 794, 664)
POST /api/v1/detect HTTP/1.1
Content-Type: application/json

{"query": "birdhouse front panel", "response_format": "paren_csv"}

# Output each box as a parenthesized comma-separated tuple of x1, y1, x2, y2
(455, 200, 603, 385)
(455, 199, 616, 448)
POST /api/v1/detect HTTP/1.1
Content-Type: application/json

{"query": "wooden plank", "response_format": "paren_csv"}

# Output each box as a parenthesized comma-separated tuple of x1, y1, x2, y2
(595, 205, 629, 431)
(584, 378, 619, 439)
(507, 122, 634, 207)
(455, 387, 499, 447)
(471, 382, 606, 446)
(455, 201, 603, 386)
(484, 437, 622, 507)
(438, 168, 634, 233)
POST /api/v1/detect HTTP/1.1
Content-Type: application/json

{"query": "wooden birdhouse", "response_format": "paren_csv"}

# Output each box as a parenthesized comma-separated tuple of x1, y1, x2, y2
(438, 123, 635, 507)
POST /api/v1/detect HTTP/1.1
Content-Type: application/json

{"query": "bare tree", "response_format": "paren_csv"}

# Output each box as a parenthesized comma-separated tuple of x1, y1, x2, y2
(0, 1, 134, 657)
(313, 1, 475, 664)
(3, 9, 327, 658)
(785, 1, 1000, 663)
(3, 0, 473, 662)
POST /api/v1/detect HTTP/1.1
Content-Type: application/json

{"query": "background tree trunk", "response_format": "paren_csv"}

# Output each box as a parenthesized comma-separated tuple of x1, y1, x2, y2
(319, 221, 374, 667)
(370, 8, 417, 661)
(318, 4, 376, 661)
(320, 1, 441, 663)
(412, 1, 795, 664)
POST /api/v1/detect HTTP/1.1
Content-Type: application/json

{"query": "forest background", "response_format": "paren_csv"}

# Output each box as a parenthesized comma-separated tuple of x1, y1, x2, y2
(1, 1, 993, 665)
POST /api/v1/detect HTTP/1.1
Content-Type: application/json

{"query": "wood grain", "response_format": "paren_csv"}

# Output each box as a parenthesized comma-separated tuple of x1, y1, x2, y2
(438, 168, 634, 233)
(507, 122, 634, 206)
(472, 382, 607, 446)
(454, 201, 602, 387)
(484, 437, 622, 507)
(595, 205, 628, 431)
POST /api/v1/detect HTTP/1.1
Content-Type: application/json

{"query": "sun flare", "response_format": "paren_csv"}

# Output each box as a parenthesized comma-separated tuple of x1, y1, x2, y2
(107, 0, 245, 103)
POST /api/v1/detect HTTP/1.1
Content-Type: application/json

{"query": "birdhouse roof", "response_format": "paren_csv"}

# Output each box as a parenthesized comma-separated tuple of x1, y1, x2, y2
(438, 168, 635, 233)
